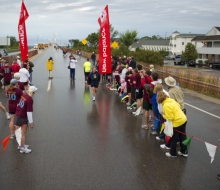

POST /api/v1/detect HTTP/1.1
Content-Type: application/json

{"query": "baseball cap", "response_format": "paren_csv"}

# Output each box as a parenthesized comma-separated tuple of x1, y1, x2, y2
(17, 56, 20, 59)
(14, 72, 20, 79)
(10, 79, 18, 85)
(29, 86, 38, 92)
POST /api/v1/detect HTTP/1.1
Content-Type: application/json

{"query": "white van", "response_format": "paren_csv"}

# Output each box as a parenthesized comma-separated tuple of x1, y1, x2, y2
(33, 44, 38, 49)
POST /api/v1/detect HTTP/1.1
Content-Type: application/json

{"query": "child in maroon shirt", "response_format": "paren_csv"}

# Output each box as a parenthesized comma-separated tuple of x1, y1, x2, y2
(14, 86, 37, 153)
(7, 79, 23, 139)
(1, 61, 13, 94)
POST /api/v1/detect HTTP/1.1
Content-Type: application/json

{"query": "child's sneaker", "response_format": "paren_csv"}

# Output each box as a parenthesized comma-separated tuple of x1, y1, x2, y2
(18, 145, 29, 150)
(6, 112, 10, 120)
(10, 134, 16, 140)
(20, 147, 32, 154)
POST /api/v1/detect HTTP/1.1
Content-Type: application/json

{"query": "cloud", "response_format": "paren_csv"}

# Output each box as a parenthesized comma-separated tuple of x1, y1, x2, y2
(1, 0, 220, 45)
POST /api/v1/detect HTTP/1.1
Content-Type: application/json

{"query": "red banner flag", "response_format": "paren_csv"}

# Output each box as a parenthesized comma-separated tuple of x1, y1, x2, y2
(98, 5, 111, 74)
(18, 1, 29, 62)
(1, 136, 10, 155)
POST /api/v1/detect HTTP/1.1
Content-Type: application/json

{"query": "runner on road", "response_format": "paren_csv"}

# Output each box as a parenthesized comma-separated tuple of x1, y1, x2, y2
(46, 57, 54, 79)
(19, 64, 30, 89)
(87, 67, 100, 101)
(83, 58, 91, 83)
(69, 55, 77, 80)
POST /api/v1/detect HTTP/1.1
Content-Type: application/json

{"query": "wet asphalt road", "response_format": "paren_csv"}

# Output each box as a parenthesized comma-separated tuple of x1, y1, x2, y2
(1, 47, 220, 190)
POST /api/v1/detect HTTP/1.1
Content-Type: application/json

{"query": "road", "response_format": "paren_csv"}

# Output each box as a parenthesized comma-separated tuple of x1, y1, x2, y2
(0, 47, 220, 190)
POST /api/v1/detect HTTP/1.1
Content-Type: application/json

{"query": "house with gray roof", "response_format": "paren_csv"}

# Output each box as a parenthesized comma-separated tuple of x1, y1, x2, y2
(191, 26, 220, 62)
(130, 39, 170, 51)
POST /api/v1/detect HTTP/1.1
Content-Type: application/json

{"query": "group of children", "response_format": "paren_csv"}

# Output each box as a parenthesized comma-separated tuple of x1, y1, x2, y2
(106, 60, 187, 155)
(0, 56, 37, 154)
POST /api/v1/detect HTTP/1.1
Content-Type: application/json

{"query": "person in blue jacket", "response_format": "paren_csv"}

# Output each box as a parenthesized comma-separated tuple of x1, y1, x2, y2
(87, 67, 100, 101)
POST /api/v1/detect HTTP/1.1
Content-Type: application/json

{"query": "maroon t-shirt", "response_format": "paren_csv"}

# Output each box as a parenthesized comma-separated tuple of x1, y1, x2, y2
(0, 62, 5, 72)
(17, 81, 25, 91)
(130, 74, 135, 89)
(7, 88, 23, 113)
(125, 75, 131, 88)
(114, 68, 120, 82)
(2, 66, 13, 82)
(133, 73, 141, 89)
(16, 94, 33, 119)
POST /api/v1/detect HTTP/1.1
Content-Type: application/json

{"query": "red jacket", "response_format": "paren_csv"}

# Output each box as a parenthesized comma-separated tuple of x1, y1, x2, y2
(11, 63, 20, 73)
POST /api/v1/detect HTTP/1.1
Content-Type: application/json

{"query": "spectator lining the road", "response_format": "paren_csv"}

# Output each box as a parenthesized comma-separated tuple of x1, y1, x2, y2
(14, 86, 38, 154)
(0, 61, 13, 95)
(19, 64, 30, 89)
(7, 79, 23, 139)
(157, 91, 188, 158)
(164, 76, 186, 114)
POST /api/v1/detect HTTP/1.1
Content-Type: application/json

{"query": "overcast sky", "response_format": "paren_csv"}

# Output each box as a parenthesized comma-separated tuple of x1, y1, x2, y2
(1, 0, 220, 45)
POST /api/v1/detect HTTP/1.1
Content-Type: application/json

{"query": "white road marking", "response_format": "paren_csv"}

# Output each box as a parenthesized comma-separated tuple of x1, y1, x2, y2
(47, 80, 51, 92)
(185, 102, 220, 119)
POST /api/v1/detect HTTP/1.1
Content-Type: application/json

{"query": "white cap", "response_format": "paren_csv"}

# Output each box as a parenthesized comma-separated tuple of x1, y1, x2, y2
(17, 56, 20, 59)
(29, 86, 38, 92)
(14, 72, 20, 79)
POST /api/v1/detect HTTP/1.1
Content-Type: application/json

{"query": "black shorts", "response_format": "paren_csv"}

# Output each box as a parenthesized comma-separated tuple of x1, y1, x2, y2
(9, 112, 15, 115)
(136, 88, 143, 99)
(127, 87, 131, 93)
(22, 82, 28, 86)
(85, 72, 90, 77)
(4, 81, 10, 86)
(107, 73, 112, 77)
(14, 116, 28, 126)
(143, 100, 152, 111)
(91, 85, 98, 88)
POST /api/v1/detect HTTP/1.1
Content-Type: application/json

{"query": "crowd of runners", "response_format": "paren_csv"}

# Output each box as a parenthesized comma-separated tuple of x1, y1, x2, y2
(0, 53, 37, 154)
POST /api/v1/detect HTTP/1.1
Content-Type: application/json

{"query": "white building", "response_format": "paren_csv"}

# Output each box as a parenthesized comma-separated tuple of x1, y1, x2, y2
(169, 31, 204, 55)
(130, 39, 170, 52)
(191, 27, 220, 62)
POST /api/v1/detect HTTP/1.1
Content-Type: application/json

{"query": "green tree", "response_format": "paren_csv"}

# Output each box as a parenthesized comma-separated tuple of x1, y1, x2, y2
(119, 30, 138, 47)
(86, 32, 99, 47)
(159, 50, 168, 58)
(181, 43, 198, 61)
(7, 36, 19, 47)
(110, 24, 119, 42)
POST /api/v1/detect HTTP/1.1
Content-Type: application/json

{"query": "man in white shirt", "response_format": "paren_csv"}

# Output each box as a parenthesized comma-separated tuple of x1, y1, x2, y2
(19, 64, 30, 87)
(120, 65, 128, 79)
(17, 56, 22, 67)
(69, 56, 77, 79)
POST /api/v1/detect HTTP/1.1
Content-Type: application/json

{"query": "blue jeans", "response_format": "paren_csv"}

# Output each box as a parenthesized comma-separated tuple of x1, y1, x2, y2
(70, 68, 75, 79)
(92, 59, 96, 66)
(29, 72, 32, 83)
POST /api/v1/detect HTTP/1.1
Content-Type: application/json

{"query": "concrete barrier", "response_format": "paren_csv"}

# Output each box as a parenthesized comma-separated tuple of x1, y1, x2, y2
(2, 49, 38, 64)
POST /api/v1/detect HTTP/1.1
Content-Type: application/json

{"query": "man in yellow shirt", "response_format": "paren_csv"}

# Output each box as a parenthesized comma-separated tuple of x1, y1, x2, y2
(83, 58, 91, 83)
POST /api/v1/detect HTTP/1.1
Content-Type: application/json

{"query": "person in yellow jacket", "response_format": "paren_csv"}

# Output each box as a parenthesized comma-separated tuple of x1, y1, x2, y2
(46, 57, 54, 79)
(83, 58, 91, 83)
(157, 91, 188, 158)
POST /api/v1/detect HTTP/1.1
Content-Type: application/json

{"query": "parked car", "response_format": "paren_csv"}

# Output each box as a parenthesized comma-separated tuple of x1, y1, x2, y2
(174, 55, 185, 65)
(187, 60, 196, 67)
(180, 59, 187, 65)
(209, 59, 220, 69)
